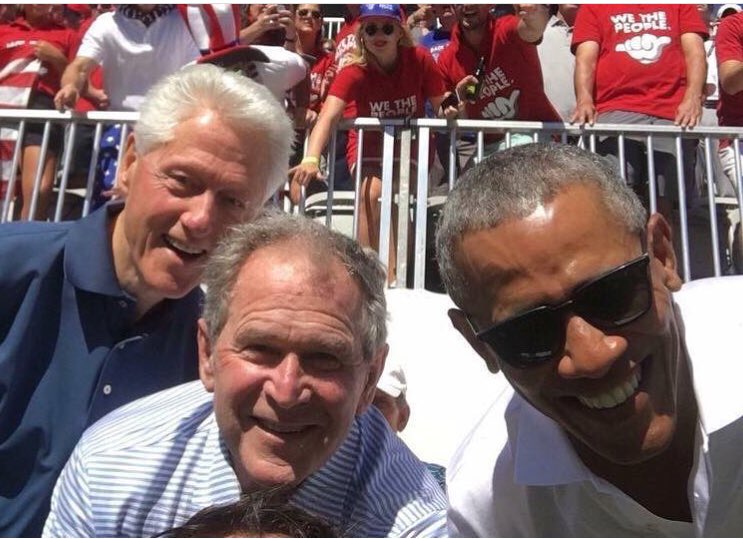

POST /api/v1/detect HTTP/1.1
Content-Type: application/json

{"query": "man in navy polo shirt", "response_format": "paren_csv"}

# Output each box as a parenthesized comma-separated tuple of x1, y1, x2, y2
(0, 64, 293, 537)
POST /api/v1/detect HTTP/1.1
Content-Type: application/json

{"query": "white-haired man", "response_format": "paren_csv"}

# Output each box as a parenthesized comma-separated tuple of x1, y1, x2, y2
(0, 64, 293, 537)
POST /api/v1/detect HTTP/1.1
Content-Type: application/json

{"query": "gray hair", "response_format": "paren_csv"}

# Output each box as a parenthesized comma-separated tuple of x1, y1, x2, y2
(134, 64, 294, 196)
(202, 211, 388, 360)
(436, 143, 648, 308)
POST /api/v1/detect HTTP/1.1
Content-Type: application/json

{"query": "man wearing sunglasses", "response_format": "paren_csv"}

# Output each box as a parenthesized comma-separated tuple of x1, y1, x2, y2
(436, 142, 743, 536)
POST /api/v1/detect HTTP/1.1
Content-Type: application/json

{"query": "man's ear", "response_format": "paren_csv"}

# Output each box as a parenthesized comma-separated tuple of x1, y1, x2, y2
(646, 213, 683, 292)
(397, 397, 410, 432)
(198, 318, 216, 393)
(116, 133, 138, 194)
(356, 343, 388, 415)
(448, 308, 500, 373)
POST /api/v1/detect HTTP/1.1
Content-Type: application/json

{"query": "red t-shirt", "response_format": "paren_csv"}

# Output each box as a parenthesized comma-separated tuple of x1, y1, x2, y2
(333, 16, 360, 70)
(0, 17, 75, 99)
(309, 50, 335, 113)
(572, 4, 708, 120)
(716, 12, 743, 127)
(437, 14, 560, 143)
(328, 45, 447, 167)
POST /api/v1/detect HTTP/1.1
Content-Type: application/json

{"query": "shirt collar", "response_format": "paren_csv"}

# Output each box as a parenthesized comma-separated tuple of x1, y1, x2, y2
(117, 5, 174, 27)
(507, 393, 595, 486)
(64, 201, 126, 297)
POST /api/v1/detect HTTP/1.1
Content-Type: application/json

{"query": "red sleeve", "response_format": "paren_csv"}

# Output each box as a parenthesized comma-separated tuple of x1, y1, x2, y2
(327, 64, 362, 102)
(571, 5, 600, 52)
(678, 4, 709, 38)
(418, 47, 447, 98)
(717, 13, 743, 65)
(435, 45, 458, 91)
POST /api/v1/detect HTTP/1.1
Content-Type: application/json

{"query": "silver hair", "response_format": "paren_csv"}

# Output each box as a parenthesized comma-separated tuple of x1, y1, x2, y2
(435, 143, 648, 309)
(202, 211, 388, 360)
(134, 64, 294, 196)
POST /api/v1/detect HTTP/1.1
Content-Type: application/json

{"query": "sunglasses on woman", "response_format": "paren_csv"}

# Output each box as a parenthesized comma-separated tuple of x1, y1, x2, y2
(363, 23, 395, 36)
(297, 8, 321, 19)
(470, 253, 652, 369)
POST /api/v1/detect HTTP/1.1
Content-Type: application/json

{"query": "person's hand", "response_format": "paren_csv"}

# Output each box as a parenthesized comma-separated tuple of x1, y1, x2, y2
(276, 6, 296, 41)
(408, 5, 433, 28)
(289, 160, 324, 188)
(33, 40, 65, 64)
(675, 95, 702, 128)
(254, 5, 283, 36)
(85, 86, 110, 110)
(54, 84, 80, 111)
(570, 100, 597, 126)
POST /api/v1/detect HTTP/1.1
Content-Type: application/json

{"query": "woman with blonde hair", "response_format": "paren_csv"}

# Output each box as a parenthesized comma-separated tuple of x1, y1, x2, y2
(289, 3, 464, 281)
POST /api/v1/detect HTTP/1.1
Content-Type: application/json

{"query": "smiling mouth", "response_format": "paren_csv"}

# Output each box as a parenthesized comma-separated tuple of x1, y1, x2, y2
(255, 418, 313, 435)
(162, 235, 206, 259)
(576, 369, 642, 410)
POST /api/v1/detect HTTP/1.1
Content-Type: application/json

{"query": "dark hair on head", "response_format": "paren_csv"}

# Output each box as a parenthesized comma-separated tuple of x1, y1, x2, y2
(435, 143, 648, 310)
(157, 490, 338, 537)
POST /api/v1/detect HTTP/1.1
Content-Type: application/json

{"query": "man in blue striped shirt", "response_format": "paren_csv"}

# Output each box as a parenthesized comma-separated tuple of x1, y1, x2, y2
(43, 212, 447, 538)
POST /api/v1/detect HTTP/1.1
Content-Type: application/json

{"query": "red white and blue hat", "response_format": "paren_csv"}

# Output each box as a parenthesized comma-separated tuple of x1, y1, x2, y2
(359, 4, 403, 22)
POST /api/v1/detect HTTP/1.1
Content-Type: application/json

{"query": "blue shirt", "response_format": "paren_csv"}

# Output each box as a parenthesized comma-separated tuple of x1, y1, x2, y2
(0, 203, 202, 537)
(43, 381, 448, 537)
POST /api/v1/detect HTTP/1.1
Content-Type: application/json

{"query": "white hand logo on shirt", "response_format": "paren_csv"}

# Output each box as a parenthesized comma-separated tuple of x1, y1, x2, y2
(481, 89, 520, 120)
(615, 34, 672, 64)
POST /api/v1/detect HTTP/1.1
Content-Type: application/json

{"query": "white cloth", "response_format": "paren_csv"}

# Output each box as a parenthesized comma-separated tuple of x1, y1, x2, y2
(77, 10, 200, 110)
(447, 276, 743, 536)
(249, 45, 308, 104)
(385, 289, 510, 467)
(537, 15, 576, 121)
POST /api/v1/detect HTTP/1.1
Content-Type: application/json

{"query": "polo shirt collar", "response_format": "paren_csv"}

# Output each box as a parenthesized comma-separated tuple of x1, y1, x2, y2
(64, 201, 126, 297)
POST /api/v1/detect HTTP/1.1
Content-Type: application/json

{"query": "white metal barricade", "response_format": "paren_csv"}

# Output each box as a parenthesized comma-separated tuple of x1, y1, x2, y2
(3, 109, 743, 289)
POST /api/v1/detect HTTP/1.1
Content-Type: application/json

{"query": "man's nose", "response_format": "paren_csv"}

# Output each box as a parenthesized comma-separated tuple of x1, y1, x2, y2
(266, 354, 311, 408)
(556, 315, 628, 379)
(181, 191, 216, 238)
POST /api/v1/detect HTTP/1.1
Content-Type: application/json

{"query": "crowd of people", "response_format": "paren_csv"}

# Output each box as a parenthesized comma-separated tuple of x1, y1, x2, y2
(2, 3, 743, 538)
(3, 5, 743, 248)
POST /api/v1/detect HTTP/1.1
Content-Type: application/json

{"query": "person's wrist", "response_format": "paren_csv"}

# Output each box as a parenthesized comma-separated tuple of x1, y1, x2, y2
(301, 156, 319, 166)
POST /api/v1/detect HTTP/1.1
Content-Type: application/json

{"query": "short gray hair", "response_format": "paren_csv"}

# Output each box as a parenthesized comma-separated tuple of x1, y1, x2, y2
(436, 143, 648, 308)
(134, 64, 294, 196)
(202, 211, 388, 360)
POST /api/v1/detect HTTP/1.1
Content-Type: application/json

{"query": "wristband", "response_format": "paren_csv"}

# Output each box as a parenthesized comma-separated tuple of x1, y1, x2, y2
(301, 156, 319, 165)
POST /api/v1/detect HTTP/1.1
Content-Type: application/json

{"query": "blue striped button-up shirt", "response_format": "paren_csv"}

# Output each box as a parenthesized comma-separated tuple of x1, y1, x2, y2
(43, 381, 447, 537)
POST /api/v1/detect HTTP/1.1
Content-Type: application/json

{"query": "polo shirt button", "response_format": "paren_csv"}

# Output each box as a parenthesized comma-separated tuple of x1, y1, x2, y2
(103, 384, 112, 395)
(118, 300, 128, 309)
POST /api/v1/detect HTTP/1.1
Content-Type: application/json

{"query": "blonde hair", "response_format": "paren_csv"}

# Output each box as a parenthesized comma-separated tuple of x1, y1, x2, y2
(348, 20, 415, 68)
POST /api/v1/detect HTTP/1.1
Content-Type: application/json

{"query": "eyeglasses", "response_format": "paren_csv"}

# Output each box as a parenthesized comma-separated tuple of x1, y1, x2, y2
(297, 8, 321, 19)
(471, 253, 652, 369)
(363, 23, 395, 36)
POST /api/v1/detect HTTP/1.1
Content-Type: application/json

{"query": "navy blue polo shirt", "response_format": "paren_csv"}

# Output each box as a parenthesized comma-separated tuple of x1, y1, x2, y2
(0, 203, 203, 537)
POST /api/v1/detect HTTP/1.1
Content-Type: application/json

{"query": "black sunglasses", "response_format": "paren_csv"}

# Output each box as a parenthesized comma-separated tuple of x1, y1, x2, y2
(364, 23, 395, 36)
(297, 8, 321, 19)
(471, 253, 652, 369)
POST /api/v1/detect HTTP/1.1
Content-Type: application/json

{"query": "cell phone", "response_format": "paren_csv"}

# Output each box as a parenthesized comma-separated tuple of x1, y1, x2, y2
(440, 92, 459, 112)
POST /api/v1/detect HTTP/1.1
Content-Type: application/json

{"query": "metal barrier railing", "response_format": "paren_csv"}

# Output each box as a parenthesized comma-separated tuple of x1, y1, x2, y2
(3, 109, 743, 290)
(322, 17, 344, 40)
